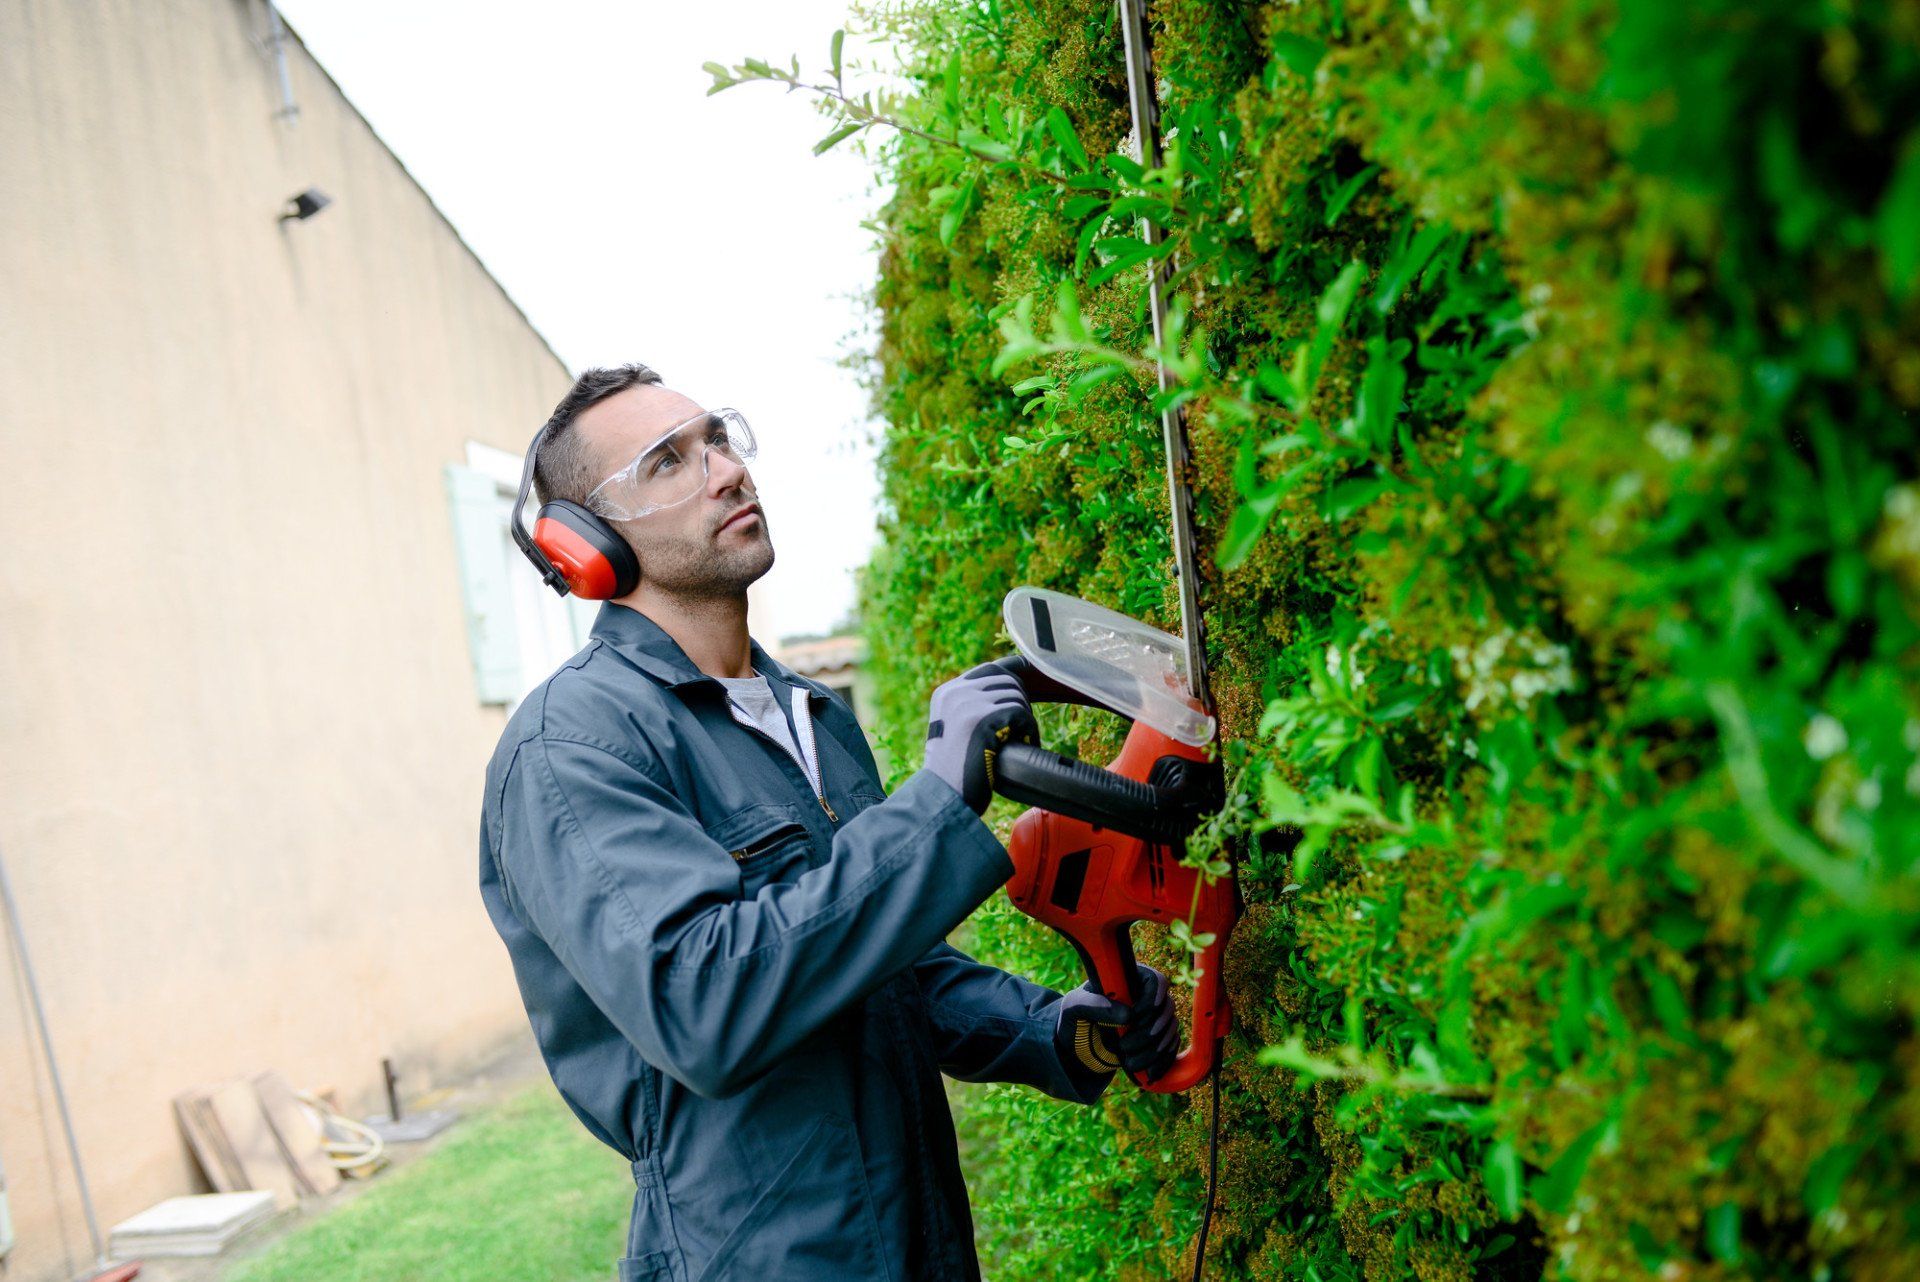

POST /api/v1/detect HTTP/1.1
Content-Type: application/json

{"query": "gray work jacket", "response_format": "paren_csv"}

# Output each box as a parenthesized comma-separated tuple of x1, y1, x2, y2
(477, 602, 1109, 1282)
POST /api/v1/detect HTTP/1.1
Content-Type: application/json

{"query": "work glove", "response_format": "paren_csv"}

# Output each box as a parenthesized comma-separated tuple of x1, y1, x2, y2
(922, 662, 1039, 814)
(1053, 963, 1179, 1083)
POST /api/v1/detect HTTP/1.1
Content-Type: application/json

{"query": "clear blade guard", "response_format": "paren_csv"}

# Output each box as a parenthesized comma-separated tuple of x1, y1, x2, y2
(1002, 587, 1216, 747)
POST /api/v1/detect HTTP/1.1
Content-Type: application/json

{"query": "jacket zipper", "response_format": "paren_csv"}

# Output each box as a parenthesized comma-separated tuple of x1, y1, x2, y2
(721, 689, 838, 823)
(787, 686, 838, 822)
(730, 822, 806, 862)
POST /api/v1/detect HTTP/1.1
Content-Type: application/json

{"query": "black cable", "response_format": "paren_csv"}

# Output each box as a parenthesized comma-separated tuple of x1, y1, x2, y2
(1190, 1041, 1224, 1282)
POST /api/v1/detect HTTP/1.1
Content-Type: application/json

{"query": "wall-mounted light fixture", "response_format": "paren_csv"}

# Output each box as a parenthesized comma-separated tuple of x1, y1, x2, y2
(279, 188, 332, 222)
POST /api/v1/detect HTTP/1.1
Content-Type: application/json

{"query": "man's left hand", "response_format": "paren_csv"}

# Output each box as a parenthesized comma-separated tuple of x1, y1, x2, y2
(1054, 964, 1179, 1082)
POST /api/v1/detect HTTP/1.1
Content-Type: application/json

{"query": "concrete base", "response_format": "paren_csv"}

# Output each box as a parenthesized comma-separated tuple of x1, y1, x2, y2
(362, 1109, 461, 1144)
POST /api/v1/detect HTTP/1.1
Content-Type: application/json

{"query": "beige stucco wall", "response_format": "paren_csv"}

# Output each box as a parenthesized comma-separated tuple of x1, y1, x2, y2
(0, 2, 572, 1277)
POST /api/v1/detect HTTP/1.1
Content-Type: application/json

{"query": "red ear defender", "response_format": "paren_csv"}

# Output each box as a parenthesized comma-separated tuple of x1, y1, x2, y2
(509, 422, 640, 601)
(532, 501, 640, 600)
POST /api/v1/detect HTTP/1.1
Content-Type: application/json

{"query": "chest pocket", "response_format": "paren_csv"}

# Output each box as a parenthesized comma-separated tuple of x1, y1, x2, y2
(704, 801, 813, 898)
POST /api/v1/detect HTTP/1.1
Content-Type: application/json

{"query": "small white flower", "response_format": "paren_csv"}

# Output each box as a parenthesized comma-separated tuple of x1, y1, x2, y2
(1856, 777, 1882, 810)
(1452, 627, 1572, 714)
(1879, 485, 1920, 567)
(1327, 642, 1368, 688)
(1804, 714, 1848, 761)
(1646, 420, 1693, 461)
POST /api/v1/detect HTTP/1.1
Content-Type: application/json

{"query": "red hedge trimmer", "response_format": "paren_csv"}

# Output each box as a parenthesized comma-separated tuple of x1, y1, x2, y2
(982, 2, 1237, 1274)
(988, 592, 1231, 1095)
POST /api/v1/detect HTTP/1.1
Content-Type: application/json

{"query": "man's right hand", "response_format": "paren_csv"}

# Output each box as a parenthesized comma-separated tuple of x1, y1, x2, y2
(1054, 964, 1180, 1082)
(923, 662, 1038, 814)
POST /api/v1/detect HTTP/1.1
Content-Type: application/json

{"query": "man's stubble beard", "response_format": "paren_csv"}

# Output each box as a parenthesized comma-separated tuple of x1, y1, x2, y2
(638, 524, 775, 600)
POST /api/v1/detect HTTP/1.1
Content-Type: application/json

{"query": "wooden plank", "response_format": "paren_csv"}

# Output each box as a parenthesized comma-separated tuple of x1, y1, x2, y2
(174, 1086, 246, 1193)
(203, 1077, 302, 1209)
(252, 1071, 340, 1197)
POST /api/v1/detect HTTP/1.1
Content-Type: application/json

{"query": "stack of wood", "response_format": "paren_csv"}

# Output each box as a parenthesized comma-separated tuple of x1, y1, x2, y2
(173, 1071, 344, 1207)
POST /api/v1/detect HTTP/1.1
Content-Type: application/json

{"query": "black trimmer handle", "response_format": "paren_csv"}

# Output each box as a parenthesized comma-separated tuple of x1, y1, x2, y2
(994, 742, 1190, 842)
(979, 654, 1211, 844)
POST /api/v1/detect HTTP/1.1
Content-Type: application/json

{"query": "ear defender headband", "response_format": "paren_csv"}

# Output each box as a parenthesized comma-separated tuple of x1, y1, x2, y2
(511, 423, 641, 601)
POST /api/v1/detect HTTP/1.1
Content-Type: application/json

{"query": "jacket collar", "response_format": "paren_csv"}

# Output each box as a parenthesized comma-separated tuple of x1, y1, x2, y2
(590, 601, 826, 703)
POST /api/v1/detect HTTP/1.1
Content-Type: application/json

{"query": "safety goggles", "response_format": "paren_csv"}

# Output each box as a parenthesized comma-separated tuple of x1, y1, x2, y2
(583, 407, 757, 521)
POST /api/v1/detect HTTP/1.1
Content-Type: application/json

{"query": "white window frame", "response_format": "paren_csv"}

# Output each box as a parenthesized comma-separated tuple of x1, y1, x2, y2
(451, 441, 599, 708)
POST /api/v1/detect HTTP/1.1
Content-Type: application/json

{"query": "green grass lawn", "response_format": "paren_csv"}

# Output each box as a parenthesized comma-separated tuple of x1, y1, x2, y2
(223, 1082, 629, 1282)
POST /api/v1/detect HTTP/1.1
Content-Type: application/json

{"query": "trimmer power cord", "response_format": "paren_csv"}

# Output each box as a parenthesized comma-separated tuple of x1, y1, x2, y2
(1191, 1042, 1224, 1282)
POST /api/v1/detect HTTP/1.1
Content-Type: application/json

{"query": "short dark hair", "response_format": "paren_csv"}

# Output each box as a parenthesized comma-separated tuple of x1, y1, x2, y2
(533, 363, 663, 506)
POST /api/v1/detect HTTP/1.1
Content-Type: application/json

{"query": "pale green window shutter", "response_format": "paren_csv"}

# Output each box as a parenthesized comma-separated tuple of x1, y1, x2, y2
(444, 464, 521, 704)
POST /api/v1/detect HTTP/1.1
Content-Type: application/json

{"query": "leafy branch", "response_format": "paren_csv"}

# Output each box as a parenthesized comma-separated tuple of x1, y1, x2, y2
(1259, 1032, 1493, 1101)
(704, 36, 1072, 188)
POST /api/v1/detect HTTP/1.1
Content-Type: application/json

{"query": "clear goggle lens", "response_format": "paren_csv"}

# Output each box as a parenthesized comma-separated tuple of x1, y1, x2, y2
(585, 408, 756, 521)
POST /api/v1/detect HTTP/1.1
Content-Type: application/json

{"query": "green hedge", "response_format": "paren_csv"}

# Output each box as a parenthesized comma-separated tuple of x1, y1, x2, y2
(762, 1, 1920, 1276)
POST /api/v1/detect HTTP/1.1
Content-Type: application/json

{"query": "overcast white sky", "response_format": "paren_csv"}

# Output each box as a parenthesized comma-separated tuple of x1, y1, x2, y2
(278, 0, 893, 642)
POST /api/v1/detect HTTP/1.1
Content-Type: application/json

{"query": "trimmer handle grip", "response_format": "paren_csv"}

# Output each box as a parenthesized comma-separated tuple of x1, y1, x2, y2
(994, 743, 1192, 844)
(1085, 924, 1228, 1095)
(983, 653, 1219, 843)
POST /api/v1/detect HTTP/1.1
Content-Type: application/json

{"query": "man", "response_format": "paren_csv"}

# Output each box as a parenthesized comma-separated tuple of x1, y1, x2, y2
(477, 363, 1180, 1282)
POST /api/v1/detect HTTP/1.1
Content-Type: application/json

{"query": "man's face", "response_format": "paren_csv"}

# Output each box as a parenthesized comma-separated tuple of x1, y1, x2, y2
(576, 383, 774, 597)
